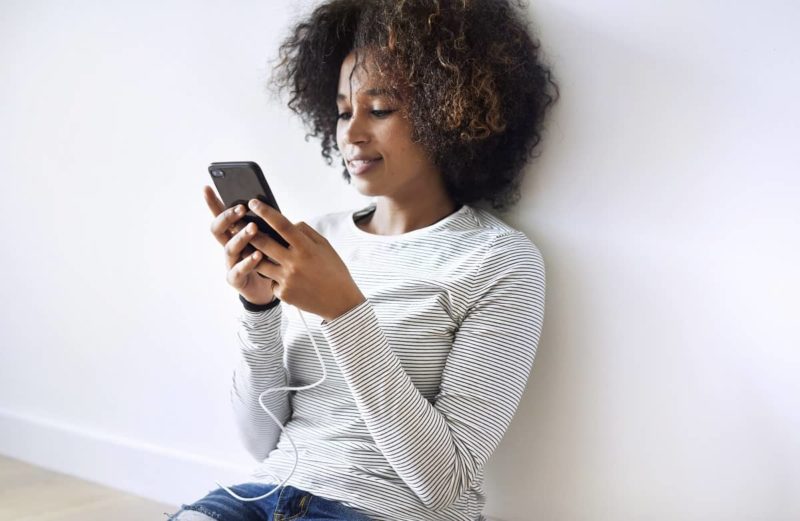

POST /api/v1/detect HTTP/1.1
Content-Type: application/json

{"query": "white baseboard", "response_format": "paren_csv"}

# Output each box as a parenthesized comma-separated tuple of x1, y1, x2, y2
(0, 407, 253, 508)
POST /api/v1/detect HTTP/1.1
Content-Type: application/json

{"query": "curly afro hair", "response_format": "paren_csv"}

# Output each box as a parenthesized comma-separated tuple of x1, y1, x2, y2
(271, 0, 559, 211)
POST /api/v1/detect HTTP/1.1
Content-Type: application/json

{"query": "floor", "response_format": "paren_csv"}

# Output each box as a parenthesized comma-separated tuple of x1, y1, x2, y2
(0, 454, 177, 521)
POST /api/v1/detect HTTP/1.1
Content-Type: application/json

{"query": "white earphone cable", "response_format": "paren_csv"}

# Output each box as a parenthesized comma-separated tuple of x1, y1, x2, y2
(216, 305, 327, 502)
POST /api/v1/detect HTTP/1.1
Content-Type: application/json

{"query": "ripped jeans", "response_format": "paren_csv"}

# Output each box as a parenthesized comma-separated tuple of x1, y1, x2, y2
(164, 483, 373, 521)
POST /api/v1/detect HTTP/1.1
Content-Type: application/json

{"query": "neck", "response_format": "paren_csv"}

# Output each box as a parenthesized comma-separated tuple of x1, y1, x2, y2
(358, 195, 461, 236)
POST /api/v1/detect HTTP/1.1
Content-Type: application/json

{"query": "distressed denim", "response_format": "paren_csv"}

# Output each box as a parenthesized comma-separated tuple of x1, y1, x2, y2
(165, 483, 373, 521)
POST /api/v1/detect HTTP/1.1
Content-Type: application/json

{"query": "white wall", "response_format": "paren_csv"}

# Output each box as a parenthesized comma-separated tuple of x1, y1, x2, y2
(1, 1, 797, 520)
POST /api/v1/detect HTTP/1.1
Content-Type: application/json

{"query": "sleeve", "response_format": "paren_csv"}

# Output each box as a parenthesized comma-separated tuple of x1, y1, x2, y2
(230, 303, 291, 462)
(319, 231, 546, 510)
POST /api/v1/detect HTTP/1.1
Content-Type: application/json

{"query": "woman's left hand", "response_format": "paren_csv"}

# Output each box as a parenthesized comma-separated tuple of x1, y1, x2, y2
(245, 198, 367, 322)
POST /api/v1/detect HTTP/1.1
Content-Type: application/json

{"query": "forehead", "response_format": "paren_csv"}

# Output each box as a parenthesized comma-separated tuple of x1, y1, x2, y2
(337, 51, 387, 99)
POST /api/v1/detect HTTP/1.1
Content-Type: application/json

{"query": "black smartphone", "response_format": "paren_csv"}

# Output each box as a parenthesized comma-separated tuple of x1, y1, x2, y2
(207, 161, 289, 248)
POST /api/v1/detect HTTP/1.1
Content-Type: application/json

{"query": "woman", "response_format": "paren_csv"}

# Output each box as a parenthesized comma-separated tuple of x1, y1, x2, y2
(170, 0, 557, 519)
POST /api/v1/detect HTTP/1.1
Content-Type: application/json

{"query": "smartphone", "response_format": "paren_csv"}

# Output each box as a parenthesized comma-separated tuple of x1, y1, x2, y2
(207, 161, 289, 248)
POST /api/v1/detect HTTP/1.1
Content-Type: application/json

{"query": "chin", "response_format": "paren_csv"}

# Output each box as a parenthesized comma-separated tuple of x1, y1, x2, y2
(356, 186, 383, 197)
(352, 182, 383, 198)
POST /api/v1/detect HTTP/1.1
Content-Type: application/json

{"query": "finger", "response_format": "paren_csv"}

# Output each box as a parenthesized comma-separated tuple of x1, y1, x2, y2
(247, 229, 290, 265)
(210, 204, 248, 247)
(203, 185, 225, 217)
(224, 222, 259, 270)
(228, 249, 270, 290)
(296, 222, 327, 245)
(247, 199, 310, 249)
(253, 256, 281, 282)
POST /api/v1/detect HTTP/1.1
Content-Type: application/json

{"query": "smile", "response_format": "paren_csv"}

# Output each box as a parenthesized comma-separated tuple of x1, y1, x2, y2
(348, 157, 382, 175)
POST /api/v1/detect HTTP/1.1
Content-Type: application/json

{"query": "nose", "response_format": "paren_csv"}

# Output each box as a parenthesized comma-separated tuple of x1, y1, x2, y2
(341, 110, 370, 145)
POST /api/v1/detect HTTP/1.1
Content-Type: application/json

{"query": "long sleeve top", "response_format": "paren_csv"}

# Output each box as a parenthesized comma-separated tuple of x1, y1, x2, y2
(230, 202, 546, 521)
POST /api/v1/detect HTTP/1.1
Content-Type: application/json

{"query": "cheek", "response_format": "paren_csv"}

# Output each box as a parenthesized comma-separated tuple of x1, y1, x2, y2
(391, 133, 427, 164)
(379, 121, 414, 155)
(335, 123, 344, 149)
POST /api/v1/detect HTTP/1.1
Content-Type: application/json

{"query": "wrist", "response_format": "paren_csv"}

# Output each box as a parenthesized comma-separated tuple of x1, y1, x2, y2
(322, 292, 367, 322)
(239, 294, 281, 312)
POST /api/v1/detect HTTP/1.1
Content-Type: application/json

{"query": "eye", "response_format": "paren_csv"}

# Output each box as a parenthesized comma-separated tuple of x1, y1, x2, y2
(337, 112, 352, 121)
(371, 109, 396, 118)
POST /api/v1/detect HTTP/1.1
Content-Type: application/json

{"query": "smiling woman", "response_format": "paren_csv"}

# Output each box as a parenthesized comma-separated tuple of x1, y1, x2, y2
(335, 50, 460, 234)
(273, 0, 558, 213)
(180, 1, 558, 520)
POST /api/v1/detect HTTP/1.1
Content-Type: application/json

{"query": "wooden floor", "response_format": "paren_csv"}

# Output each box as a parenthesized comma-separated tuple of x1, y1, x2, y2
(0, 454, 177, 521)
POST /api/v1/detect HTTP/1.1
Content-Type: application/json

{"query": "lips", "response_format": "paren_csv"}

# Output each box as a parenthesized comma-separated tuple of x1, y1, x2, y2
(347, 156, 382, 175)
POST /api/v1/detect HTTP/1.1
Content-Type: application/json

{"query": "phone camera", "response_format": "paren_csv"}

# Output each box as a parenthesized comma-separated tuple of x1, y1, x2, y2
(211, 169, 225, 178)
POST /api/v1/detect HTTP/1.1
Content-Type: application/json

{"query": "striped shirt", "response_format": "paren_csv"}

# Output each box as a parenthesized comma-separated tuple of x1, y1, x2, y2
(231, 202, 545, 521)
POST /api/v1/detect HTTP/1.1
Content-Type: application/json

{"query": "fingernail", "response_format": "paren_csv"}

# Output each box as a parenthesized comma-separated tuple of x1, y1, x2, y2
(234, 205, 243, 214)
(249, 199, 260, 209)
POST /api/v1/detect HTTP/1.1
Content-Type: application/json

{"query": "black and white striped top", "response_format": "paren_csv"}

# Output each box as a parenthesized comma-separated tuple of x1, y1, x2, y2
(231, 202, 545, 521)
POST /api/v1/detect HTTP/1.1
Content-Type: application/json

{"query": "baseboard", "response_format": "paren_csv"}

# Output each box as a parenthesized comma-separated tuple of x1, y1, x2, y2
(0, 407, 253, 507)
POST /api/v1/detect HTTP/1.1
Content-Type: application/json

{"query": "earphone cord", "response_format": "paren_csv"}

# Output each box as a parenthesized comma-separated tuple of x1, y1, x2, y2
(215, 305, 328, 502)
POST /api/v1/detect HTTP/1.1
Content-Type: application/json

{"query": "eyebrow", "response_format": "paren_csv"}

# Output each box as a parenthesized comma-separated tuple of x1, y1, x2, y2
(336, 88, 393, 102)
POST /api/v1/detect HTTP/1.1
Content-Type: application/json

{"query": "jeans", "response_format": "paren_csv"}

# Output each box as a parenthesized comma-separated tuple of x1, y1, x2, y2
(165, 483, 373, 521)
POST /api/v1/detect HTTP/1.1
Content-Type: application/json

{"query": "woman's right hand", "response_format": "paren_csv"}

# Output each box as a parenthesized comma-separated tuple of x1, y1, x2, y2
(204, 185, 276, 306)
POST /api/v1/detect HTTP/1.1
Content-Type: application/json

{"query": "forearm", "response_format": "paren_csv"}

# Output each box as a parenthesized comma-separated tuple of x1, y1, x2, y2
(230, 305, 291, 462)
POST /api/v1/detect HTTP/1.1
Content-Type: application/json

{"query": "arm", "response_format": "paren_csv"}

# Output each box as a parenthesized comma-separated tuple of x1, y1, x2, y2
(319, 232, 546, 510)
(230, 303, 291, 462)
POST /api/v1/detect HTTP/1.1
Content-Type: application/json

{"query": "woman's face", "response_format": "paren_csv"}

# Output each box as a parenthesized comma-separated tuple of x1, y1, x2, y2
(335, 50, 441, 200)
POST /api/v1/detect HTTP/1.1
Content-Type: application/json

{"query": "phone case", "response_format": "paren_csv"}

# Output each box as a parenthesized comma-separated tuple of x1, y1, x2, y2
(208, 161, 289, 248)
